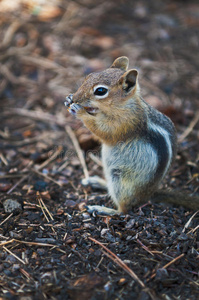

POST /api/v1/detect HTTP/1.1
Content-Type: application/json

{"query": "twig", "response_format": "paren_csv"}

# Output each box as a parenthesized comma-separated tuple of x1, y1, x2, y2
(89, 237, 157, 299)
(57, 159, 69, 172)
(182, 210, 199, 233)
(2, 20, 21, 47)
(33, 169, 62, 187)
(0, 239, 56, 247)
(0, 234, 9, 240)
(0, 153, 8, 165)
(187, 224, 199, 235)
(88, 152, 103, 167)
(6, 174, 29, 194)
(37, 145, 63, 170)
(65, 126, 89, 178)
(178, 111, 199, 143)
(3, 246, 26, 265)
(137, 239, 154, 256)
(0, 128, 10, 139)
(6, 161, 33, 194)
(37, 192, 50, 223)
(19, 268, 33, 280)
(149, 253, 184, 280)
(0, 213, 13, 226)
(168, 267, 199, 287)
(36, 192, 54, 221)
(0, 174, 23, 179)
(36, 192, 56, 235)
(88, 237, 145, 288)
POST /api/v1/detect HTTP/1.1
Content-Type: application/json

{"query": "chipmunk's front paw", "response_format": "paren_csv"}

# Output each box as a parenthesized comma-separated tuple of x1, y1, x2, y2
(81, 176, 107, 190)
(86, 205, 120, 216)
(68, 103, 82, 116)
(64, 94, 73, 107)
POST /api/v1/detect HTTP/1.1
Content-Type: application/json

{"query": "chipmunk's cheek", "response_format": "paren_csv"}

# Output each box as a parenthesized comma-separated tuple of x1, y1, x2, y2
(68, 103, 83, 116)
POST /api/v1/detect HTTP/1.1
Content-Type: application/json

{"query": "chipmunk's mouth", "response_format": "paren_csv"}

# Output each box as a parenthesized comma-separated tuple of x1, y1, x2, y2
(65, 96, 99, 116)
(83, 106, 99, 116)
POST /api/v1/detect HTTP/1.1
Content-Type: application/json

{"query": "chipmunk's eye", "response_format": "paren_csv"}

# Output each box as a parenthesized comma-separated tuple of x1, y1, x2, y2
(93, 85, 109, 98)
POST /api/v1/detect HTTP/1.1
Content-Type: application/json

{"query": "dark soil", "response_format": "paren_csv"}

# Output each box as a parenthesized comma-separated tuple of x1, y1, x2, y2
(0, 1, 199, 299)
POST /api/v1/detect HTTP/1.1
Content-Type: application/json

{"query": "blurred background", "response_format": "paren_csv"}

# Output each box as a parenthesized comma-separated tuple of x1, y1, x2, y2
(0, 0, 199, 190)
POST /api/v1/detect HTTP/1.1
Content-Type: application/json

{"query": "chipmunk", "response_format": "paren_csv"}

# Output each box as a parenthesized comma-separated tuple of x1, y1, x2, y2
(65, 56, 199, 215)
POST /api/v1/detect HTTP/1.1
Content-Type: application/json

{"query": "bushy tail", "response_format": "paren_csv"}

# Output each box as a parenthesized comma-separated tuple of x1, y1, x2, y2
(152, 190, 199, 210)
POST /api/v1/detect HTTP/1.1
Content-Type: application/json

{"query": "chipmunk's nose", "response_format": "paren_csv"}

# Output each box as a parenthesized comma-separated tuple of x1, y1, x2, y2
(64, 94, 73, 107)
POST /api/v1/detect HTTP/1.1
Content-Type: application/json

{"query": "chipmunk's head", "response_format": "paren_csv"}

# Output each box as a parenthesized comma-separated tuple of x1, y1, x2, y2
(65, 56, 140, 118)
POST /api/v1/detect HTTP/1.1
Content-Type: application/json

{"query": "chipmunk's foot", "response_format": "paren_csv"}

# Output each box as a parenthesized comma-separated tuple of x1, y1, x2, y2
(86, 205, 120, 216)
(81, 176, 107, 191)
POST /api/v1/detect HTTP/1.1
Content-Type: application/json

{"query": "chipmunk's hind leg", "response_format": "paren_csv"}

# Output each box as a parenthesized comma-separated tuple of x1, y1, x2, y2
(81, 176, 121, 216)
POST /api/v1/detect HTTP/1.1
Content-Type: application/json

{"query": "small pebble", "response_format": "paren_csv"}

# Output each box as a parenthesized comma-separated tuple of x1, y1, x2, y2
(3, 199, 22, 213)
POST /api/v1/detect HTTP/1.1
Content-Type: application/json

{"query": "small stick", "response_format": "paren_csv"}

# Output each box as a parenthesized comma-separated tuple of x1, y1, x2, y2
(2, 20, 21, 47)
(37, 192, 50, 222)
(19, 268, 32, 280)
(89, 237, 157, 299)
(89, 236, 145, 288)
(65, 126, 89, 179)
(137, 239, 154, 256)
(182, 210, 199, 233)
(0, 213, 13, 226)
(7, 161, 33, 194)
(0, 234, 9, 240)
(160, 253, 184, 269)
(0, 153, 8, 165)
(36, 192, 54, 221)
(0, 129, 10, 139)
(57, 159, 69, 172)
(149, 253, 184, 280)
(7, 174, 29, 195)
(0, 174, 23, 179)
(88, 152, 103, 167)
(33, 169, 62, 187)
(178, 111, 199, 143)
(37, 145, 63, 170)
(36, 192, 56, 235)
(3, 246, 26, 265)
(187, 224, 199, 234)
(0, 239, 56, 247)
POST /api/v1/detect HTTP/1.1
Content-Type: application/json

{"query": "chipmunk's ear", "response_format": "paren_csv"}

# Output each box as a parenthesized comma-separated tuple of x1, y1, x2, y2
(111, 56, 129, 71)
(120, 69, 138, 93)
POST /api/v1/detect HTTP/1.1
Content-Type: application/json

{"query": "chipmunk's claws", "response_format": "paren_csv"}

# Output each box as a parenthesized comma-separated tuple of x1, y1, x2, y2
(65, 94, 73, 107)
(68, 103, 82, 115)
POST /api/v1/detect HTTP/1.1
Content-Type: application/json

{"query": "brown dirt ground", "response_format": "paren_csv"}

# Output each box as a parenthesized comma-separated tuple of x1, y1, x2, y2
(0, 1, 199, 299)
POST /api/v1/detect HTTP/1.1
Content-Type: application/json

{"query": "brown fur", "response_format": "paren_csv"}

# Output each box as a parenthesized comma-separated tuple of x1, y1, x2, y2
(72, 61, 145, 145)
